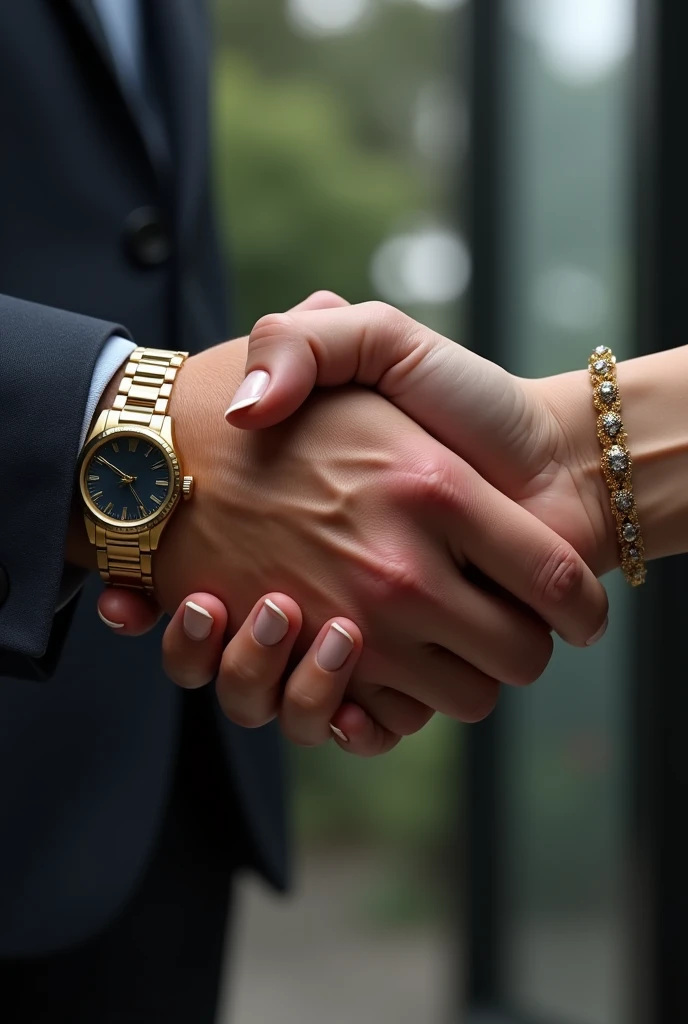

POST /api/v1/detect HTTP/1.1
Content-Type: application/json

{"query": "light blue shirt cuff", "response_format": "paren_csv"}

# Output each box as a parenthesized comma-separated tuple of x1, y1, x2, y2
(59, 335, 137, 611)
(78, 334, 137, 450)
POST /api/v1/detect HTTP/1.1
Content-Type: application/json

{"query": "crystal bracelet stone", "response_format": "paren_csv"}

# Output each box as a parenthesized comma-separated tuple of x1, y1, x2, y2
(588, 346, 646, 586)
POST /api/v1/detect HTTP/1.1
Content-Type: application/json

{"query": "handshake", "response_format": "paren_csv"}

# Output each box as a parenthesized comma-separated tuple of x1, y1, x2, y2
(74, 291, 635, 757)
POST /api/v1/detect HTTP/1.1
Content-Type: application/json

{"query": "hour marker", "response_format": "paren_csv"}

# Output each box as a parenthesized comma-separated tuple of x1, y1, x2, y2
(88, 474, 100, 482)
(144, 446, 154, 457)
(111, 442, 119, 453)
(104, 502, 114, 515)
(155, 480, 169, 488)
(150, 494, 162, 506)
(121, 507, 128, 521)
(128, 438, 139, 452)
(151, 459, 166, 471)
(91, 490, 103, 499)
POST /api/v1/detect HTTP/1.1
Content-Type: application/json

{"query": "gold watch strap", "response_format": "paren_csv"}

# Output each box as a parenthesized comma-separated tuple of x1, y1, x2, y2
(103, 347, 187, 431)
(97, 347, 188, 592)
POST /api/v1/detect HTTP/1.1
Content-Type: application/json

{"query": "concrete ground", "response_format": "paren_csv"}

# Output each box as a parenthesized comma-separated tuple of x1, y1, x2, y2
(219, 852, 452, 1024)
(219, 852, 623, 1024)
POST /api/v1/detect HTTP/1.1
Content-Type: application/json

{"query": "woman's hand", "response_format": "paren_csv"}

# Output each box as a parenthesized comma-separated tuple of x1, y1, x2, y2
(226, 300, 617, 582)
(92, 295, 613, 754)
(97, 586, 402, 757)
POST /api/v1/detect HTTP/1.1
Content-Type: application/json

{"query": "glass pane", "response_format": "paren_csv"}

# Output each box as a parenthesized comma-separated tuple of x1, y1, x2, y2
(210, 1, 468, 1020)
(500, 2, 635, 1022)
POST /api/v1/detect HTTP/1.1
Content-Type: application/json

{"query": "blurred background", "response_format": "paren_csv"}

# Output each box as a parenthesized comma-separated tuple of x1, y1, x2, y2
(208, 1, 638, 1021)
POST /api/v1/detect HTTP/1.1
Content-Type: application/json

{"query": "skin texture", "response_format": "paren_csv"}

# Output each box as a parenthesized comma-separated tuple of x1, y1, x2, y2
(94, 298, 616, 753)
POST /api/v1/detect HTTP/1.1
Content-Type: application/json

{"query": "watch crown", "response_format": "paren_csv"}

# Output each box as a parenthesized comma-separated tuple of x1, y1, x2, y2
(182, 476, 194, 500)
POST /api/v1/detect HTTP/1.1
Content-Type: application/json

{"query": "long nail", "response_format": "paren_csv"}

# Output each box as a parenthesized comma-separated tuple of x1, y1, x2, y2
(253, 598, 289, 647)
(586, 616, 609, 646)
(316, 622, 354, 672)
(97, 607, 124, 630)
(225, 370, 270, 418)
(330, 724, 349, 743)
(183, 601, 214, 641)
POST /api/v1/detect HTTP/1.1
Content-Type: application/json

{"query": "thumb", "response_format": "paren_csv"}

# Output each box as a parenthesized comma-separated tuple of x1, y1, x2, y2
(224, 302, 524, 488)
(289, 290, 350, 313)
(97, 587, 163, 636)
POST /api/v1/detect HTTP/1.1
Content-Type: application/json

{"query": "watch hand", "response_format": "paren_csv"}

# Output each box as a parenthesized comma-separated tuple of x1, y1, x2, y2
(129, 484, 146, 513)
(96, 455, 131, 482)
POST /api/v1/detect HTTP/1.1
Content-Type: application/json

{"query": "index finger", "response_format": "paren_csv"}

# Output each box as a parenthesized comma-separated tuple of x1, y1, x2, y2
(448, 466, 609, 648)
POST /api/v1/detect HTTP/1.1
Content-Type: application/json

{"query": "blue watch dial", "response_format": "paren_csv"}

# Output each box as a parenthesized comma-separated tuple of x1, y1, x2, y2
(85, 435, 172, 522)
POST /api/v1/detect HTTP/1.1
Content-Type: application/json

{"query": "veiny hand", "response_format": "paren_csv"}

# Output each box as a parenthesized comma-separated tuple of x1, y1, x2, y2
(94, 292, 610, 749)
(226, 300, 617, 585)
(95, 319, 608, 747)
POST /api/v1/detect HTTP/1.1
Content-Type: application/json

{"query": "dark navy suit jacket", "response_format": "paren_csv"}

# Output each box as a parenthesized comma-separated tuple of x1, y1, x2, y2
(0, 0, 287, 956)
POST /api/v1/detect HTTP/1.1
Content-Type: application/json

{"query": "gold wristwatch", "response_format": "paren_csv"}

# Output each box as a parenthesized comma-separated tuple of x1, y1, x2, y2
(78, 347, 193, 593)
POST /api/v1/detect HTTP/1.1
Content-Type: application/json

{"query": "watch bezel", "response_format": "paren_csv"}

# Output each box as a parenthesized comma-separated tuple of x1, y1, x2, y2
(79, 425, 181, 533)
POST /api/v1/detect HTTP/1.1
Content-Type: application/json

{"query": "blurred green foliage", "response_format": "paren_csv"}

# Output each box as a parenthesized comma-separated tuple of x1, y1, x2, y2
(213, 54, 424, 328)
(211, 0, 463, 334)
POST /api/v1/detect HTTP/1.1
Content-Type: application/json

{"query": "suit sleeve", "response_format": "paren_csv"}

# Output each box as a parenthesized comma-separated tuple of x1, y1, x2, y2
(0, 293, 133, 679)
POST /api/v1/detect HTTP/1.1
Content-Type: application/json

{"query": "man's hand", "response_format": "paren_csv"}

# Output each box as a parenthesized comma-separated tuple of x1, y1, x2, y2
(95, 334, 605, 743)
(91, 293, 609, 746)
(226, 300, 617, 581)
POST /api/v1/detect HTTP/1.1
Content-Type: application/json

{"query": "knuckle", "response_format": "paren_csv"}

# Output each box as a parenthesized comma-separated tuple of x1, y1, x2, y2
(249, 311, 295, 344)
(167, 668, 211, 690)
(359, 552, 424, 604)
(220, 656, 265, 690)
(286, 685, 334, 717)
(508, 633, 553, 686)
(216, 682, 273, 729)
(460, 681, 500, 724)
(397, 455, 463, 512)
(364, 300, 406, 331)
(221, 706, 269, 730)
(531, 544, 583, 606)
(162, 650, 211, 690)
(392, 704, 434, 737)
(308, 289, 345, 306)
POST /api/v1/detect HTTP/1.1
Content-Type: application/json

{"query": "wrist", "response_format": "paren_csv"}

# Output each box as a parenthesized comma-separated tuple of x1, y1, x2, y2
(65, 359, 131, 572)
(539, 348, 688, 579)
(151, 338, 249, 611)
(535, 367, 620, 577)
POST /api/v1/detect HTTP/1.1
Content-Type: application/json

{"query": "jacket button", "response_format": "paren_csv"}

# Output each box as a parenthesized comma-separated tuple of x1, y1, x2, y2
(124, 207, 171, 267)
(0, 565, 8, 608)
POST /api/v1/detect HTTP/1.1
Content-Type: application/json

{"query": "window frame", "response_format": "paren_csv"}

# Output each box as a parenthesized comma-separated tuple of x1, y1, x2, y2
(460, 1, 688, 1022)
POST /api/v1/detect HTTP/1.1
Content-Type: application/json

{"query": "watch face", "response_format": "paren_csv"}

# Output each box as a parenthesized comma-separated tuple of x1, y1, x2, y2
(83, 433, 174, 525)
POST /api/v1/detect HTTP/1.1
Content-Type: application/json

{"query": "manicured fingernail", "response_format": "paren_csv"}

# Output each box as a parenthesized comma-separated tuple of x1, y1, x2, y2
(317, 622, 354, 672)
(183, 601, 214, 641)
(586, 616, 609, 646)
(253, 598, 289, 646)
(97, 607, 124, 629)
(225, 369, 270, 418)
(330, 724, 349, 743)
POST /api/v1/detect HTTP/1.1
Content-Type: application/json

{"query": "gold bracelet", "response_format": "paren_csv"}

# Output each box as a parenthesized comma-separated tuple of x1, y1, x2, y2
(588, 346, 646, 587)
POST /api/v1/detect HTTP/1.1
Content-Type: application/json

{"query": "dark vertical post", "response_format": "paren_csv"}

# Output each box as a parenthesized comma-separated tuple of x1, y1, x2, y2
(630, 2, 688, 1022)
(463, 0, 509, 1015)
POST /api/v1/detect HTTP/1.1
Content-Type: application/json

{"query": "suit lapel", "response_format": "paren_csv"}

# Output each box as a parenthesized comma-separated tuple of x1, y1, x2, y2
(64, 0, 120, 79)
(145, 0, 209, 242)
(61, 0, 165, 182)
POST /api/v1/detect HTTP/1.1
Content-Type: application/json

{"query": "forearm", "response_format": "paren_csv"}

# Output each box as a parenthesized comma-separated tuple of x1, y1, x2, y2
(617, 345, 688, 561)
